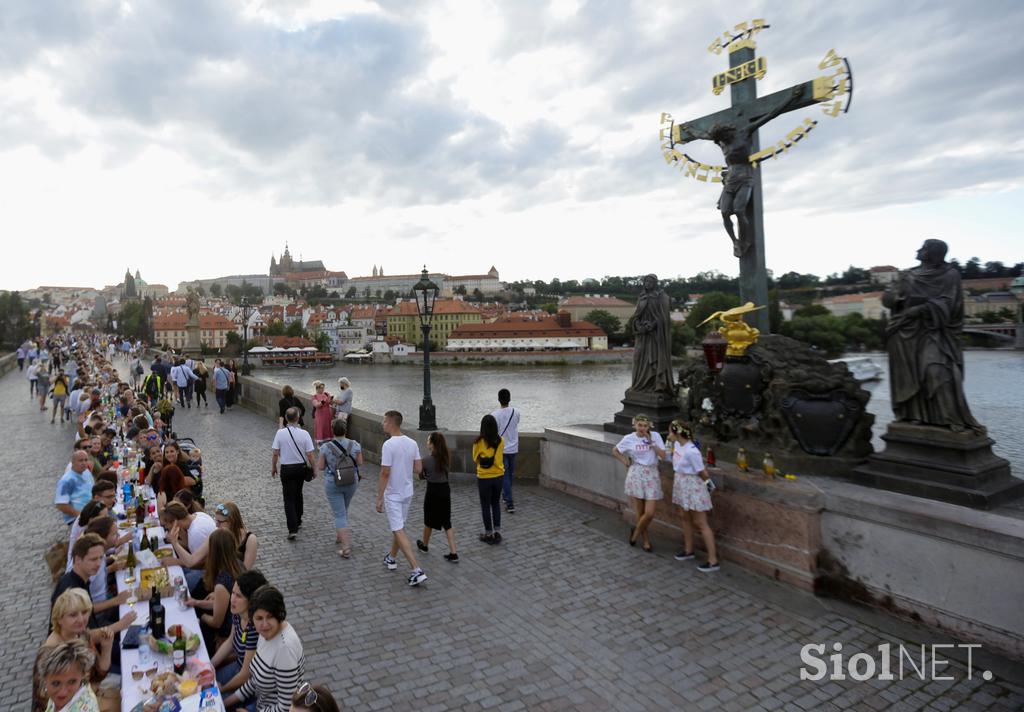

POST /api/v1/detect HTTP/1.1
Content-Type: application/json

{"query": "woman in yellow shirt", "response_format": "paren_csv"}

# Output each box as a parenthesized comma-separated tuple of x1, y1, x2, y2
(473, 415, 505, 544)
(50, 370, 71, 424)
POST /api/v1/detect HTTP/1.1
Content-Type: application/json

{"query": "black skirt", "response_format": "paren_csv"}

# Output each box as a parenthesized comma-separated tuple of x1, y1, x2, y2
(423, 481, 452, 531)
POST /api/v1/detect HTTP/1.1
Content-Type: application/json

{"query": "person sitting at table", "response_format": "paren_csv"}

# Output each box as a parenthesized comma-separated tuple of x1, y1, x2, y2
(154, 457, 188, 516)
(52, 535, 133, 631)
(34, 588, 132, 711)
(160, 501, 217, 588)
(187, 528, 244, 656)
(35, 639, 100, 712)
(225, 585, 304, 712)
(163, 500, 258, 572)
(211, 569, 267, 701)
(289, 682, 341, 712)
(66, 500, 107, 569)
(142, 444, 163, 489)
(174, 488, 202, 514)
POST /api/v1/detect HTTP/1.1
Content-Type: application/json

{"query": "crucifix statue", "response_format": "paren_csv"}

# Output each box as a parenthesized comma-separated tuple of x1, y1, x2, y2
(665, 22, 852, 333)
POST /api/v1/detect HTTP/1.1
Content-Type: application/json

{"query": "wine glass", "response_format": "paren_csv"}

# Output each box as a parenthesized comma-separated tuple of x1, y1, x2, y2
(126, 588, 138, 611)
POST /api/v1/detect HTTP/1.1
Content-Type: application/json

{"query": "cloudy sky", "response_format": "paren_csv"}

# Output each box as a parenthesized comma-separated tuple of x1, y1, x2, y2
(1, 0, 1021, 292)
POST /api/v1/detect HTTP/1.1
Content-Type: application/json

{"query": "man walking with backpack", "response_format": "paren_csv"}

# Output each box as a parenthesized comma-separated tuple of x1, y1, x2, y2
(492, 388, 521, 514)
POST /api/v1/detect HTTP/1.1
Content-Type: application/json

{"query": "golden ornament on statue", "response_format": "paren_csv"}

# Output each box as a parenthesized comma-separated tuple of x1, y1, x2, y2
(698, 301, 765, 357)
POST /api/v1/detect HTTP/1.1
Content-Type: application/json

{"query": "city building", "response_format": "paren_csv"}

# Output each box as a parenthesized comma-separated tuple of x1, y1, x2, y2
(964, 292, 1021, 319)
(386, 299, 483, 349)
(446, 266, 504, 296)
(558, 295, 635, 322)
(269, 243, 326, 277)
(154, 313, 236, 350)
(868, 266, 899, 285)
(346, 270, 448, 298)
(817, 291, 889, 319)
(447, 312, 607, 351)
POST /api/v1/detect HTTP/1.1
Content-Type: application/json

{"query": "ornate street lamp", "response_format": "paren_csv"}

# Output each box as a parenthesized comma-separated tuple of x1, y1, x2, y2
(412, 266, 440, 431)
(240, 297, 254, 375)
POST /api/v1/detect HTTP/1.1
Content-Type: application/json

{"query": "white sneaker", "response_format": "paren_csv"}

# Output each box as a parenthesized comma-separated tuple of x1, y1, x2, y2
(408, 569, 427, 586)
(383, 555, 397, 571)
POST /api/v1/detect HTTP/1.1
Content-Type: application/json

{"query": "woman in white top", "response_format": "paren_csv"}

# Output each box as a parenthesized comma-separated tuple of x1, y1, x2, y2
(611, 414, 665, 552)
(666, 420, 719, 572)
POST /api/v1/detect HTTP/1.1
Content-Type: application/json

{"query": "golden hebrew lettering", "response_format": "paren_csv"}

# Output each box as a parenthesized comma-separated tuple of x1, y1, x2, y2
(776, 140, 790, 154)
(812, 76, 835, 100)
(819, 49, 842, 69)
(822, 101, 842, 117)
(696, 164, 712, 181)
(708, 37, 724, 55)
(710, 166, 724, 183)
(684, 161, 699, 178)
(749, 147, 776, 168)
(733, 21, 749, 34)
(832, 77, 849, 96)
(660, 112, 672, 124)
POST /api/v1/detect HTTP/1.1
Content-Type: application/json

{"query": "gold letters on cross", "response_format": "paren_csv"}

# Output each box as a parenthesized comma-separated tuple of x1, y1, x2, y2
(712, 56, 766, 95)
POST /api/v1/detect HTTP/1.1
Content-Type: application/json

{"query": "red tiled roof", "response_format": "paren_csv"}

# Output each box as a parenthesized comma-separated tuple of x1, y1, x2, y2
(154, 314, 235, 330)
(390, 299, 481, 316)
(263, 336, 315, 348)
(559, 296, 634, 307)
(820, 291, 884, 304)
(449, 319, 604, 339)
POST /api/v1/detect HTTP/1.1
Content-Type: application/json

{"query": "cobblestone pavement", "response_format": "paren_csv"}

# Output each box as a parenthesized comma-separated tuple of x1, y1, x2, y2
(4, 367, 1024, 711)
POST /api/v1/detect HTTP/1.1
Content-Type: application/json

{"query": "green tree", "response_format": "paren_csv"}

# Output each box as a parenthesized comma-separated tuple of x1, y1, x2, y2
(285, 320, 305, 338)
(210, 283, 222, 298)
(345, 286, 357, 298)
(118, 300, 146, 339)
(383, 289, 397, 301)
(264, 319, 286, 336)
(685, 292, 741, 333)
(541, 303, 558, 315)
(314, 332, 331, 352)
(582, 309, 621, 336)
(454, 285, 467, 296)
(795, 304, 830, 318)
(670, 322, 696, 356)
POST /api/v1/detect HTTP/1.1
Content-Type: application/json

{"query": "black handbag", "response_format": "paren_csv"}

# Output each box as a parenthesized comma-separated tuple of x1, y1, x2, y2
(284, 426, 314, 481)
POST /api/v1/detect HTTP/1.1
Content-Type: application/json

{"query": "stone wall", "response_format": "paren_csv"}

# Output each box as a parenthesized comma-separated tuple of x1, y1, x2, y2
(236, 374, 542, 476)
(542, 425, 1024, 660)
(0, 353, 18, 378)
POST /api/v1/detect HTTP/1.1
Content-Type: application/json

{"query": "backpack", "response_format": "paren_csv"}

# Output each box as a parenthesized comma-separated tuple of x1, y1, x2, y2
(325, 439, 359, 487)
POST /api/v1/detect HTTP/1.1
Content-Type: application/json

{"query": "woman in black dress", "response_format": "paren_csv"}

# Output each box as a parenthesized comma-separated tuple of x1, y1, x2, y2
(277, 385, 306, 428)
(416, 432, 458, 562)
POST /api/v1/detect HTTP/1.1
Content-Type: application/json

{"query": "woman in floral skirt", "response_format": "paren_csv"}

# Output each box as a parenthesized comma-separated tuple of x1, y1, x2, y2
(611, 414, 665, 552)
(666, 420, 719, 572)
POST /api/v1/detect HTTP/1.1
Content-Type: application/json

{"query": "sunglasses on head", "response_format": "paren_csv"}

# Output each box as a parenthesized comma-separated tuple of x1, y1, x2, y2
(296, 682, 317, 708)
(215, 503, 229, 516)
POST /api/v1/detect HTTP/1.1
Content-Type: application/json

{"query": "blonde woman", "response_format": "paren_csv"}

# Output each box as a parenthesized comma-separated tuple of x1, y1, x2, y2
(311, 381, 334, 444)
(611, 414, 665, 552)
(36, 640, 100, 712)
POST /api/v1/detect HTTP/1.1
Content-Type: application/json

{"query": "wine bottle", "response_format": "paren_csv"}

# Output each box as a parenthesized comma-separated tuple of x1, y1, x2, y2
(172, 632, 186, 674)
(150, 587, 166, 640)
(139, 526, 150, 551)
(125, 541, 137, 584)
(135, 496, 145, 525)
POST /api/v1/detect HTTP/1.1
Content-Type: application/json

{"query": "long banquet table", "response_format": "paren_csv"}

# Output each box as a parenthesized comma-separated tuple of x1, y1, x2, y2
(114, 517, 225, 711)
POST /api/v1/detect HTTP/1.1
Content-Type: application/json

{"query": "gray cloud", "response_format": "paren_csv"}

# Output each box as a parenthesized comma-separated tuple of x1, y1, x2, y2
(0, 0, 1022, 217)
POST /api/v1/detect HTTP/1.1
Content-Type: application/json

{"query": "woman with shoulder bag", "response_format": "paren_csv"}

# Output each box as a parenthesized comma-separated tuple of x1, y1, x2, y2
(317, 419, 363, 558)
(473, 415, 505, 545)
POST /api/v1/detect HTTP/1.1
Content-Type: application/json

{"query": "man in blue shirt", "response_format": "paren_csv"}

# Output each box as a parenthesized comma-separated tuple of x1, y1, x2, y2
(213, 359, 231, 414)
(54, 450, 95, 524)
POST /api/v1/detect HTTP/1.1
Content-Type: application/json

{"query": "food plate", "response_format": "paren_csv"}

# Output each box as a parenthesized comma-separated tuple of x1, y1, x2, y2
(148, 631, 202, 655)
(140, 567, 170, 590)
(154, 547, 173, 558)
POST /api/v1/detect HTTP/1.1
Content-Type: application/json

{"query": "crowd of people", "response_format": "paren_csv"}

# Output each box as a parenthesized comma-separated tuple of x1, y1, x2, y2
(34, 334, 339, 712)
(269, 383, 524, 588)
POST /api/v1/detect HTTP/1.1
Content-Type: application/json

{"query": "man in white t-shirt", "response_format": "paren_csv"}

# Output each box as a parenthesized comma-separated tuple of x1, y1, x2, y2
(376, 410, 427, 586)
(271, 407, 317, 540)
(491, 388, 521, 514)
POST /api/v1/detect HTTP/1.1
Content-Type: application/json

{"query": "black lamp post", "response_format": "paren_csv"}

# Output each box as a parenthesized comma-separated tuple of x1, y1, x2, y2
(240, 297, 254, 375)
(412, 266, 440, 431)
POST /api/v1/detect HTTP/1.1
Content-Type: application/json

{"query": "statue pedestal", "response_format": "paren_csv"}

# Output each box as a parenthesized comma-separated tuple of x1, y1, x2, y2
(184, 318, 202, 355)
(854, 422, 1024, 509)
(605, 389, 680, 435)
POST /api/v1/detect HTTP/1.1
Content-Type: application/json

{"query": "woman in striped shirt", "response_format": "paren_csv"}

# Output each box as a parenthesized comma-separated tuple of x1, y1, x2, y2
(225, 585, 304, 712)
(211, 569, 267, 702)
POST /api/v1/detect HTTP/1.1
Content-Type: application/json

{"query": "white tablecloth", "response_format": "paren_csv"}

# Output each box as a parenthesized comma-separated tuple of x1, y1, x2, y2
(115, 521, 225, 712)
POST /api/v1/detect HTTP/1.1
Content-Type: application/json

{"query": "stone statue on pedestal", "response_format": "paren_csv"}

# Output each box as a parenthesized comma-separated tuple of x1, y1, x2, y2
(605, 274, 679, 434)
(856, 239, 1023, 508)
(630, 274, 674, 394)
(883, 239, 981, 433)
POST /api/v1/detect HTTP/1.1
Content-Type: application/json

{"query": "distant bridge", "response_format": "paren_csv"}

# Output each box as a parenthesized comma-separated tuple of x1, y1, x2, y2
(963, 323, 1019, 343)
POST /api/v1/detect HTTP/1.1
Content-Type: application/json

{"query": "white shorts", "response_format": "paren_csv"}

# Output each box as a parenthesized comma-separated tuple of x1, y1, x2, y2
(384, 496, 412, 532)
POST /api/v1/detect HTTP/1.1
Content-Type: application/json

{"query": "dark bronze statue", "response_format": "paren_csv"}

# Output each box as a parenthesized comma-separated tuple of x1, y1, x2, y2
(883, 239, 982, 433)
(630, 274, 673, 394)
(676, 86, 802, 257)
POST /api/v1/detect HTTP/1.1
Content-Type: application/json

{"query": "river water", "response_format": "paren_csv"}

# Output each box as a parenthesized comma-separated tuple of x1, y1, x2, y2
(259, 350, 1024, 472)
